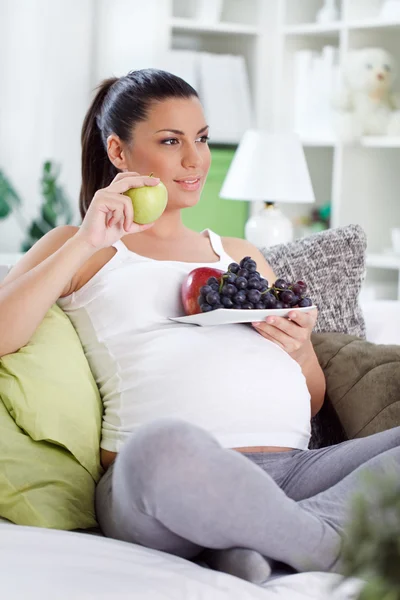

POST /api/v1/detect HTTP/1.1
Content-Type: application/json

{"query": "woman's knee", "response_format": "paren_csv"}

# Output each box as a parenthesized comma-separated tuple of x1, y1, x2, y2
(117, 418, 220, 481)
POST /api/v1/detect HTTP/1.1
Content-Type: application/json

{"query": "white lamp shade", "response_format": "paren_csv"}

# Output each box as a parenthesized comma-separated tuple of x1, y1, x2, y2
(219, 131, 315, 204)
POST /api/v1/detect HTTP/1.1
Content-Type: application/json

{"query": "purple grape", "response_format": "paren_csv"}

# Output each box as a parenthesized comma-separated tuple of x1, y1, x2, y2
(280, 290, 295, 305)
(197, 295, 205, 307)
(213, 303, 223, 310)
(200, 285, 212, 296)
(207, 277, 220, 286)
(221, 283, 236, 297)
(274, 278, 289, 290)
(246, 260, 257, 273)
(206, 291, 221, 305)
(247, 289, 261, 304)
(299, 297, 312, 307)
(275, 301, 284, 309)
(240, 256, 252, 268)
(232, 304, 243, 309)
(223, 272, 237, 284)
(235, 276, 248, 290)
(282, 303, 291, 309)
(254, 302, 265, 309)
(263, 292, 277, 309)
(291, 283, 302, 296)
(200, 303, 213, 312)
(242, 301, 254, 309)
(248, 277, 261, 290)
(233, 291, 247, 304)
(221, 296, 234, 308)
(210, 283, 220, 292)
(237, 268, 249, 279)
(290, 294, 300, 307)
(296, 281, 308, 294)
(228, 263, 240, 274)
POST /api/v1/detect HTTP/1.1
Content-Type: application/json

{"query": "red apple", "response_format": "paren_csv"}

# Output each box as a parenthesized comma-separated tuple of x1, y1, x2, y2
(181, 267, 224, 315)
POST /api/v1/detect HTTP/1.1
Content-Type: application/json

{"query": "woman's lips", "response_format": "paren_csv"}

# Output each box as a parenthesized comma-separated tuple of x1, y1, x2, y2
(174, 177, 201, 191)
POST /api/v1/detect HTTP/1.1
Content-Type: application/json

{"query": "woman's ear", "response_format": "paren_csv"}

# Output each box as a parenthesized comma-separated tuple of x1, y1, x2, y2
(107, 134, 129, 171)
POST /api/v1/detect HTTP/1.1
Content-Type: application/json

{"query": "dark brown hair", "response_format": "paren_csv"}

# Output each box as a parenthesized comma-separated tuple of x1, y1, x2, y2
(79, 69, 198, 219)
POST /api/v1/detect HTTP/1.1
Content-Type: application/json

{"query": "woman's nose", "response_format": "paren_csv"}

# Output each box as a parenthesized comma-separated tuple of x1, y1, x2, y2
(182, 144, 202, 169)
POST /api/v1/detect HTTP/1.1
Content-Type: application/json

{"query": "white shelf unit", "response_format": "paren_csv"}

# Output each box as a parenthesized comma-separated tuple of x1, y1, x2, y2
(160, 0, 279, 221)
(274, 0, 400, 300)
(158, 0, 400, 300)
(164, 0, 276, 147)
(169, 17, 260, 36)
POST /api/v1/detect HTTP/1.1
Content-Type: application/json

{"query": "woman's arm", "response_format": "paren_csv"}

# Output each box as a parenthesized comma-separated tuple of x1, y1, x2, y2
(223, 237, 325, 417)
(292, 341, 326, 417)
(223, 237, 277, 284)
(0, 226, 97, 357)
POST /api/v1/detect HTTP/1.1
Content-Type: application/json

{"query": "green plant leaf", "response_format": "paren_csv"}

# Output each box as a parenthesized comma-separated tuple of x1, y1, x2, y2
(0, 169, 23, 220)
(0, 196, 12, 218)
(20, 160, 73, 249)
(42, 203, 57, 228)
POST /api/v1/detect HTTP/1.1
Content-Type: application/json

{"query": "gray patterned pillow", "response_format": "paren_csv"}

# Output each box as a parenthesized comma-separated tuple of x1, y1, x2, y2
(262, 225, 367, 338)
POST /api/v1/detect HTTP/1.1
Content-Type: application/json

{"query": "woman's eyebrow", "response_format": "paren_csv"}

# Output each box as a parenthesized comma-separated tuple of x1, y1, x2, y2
(154, 125, 209, 135)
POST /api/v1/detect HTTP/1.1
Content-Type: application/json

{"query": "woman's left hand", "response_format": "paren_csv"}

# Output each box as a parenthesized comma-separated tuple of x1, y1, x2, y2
(252, 309, 318, 363)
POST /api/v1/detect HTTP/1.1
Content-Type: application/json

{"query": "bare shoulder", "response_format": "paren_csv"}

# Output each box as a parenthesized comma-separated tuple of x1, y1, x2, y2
(1, 225, 79, 290)
(222, 237, 277, 282)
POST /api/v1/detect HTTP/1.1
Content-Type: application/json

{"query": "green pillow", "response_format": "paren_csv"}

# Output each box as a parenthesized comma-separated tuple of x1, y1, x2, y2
(0, 304, 103, 482)
(0, 304, 104, 528)
(0, 397, 97, 529)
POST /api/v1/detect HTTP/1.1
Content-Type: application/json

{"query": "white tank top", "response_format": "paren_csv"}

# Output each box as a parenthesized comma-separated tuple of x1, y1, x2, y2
(57, 229, 311, 452)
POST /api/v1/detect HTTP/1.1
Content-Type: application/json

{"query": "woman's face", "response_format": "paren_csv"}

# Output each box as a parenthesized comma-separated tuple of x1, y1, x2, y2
(114, 96, 211, 211)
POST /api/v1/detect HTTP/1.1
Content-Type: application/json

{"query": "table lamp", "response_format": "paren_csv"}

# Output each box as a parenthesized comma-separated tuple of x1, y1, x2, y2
(219, 131, 315, 248)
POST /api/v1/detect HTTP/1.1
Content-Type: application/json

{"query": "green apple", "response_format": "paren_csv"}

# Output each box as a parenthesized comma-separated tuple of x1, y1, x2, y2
(123, 179, 168, 225)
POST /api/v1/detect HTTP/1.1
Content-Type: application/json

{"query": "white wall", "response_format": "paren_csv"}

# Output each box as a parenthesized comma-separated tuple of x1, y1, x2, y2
(0, 0, 96, 251)
(94, 0, 169, 82)
(0, 0, 170, 252)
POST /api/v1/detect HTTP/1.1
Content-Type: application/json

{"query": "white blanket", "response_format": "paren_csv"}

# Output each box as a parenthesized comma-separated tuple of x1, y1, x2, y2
(0, 524, 363, 599)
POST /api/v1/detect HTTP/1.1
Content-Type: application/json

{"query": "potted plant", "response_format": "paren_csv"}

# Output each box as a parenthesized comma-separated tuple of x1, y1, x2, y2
(342, 472, 400, 600)
(0, 161, 73, 252)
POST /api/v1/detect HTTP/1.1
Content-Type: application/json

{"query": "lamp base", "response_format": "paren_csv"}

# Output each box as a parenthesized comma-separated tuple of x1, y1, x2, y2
(244, 203, 293, 248)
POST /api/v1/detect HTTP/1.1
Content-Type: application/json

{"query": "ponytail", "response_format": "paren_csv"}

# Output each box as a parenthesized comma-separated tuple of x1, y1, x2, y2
(79, 69, 199, 220)
(79, 77, 119, 219)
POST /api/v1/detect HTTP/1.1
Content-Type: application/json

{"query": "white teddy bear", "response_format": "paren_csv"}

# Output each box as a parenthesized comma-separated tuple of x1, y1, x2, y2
(334, 47, 400, 142)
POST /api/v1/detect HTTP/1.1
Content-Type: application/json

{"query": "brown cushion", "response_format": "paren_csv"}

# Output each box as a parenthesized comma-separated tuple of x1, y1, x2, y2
(312, 332, 400, 440)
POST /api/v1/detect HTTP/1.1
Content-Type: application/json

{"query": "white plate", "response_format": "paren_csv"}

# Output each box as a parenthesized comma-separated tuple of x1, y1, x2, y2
(169, 305, 317, 327)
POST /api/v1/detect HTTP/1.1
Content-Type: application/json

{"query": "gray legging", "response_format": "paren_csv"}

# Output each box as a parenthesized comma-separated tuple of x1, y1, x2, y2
(95, 418, 400, 574)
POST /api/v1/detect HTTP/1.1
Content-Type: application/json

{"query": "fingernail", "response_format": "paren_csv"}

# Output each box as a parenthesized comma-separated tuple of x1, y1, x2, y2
(289, 312, 296, 319)
(266, 317, 275, 324)
(252, 322, 260, 328)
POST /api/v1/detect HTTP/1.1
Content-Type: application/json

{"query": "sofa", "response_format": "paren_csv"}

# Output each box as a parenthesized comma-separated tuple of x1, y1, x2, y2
(1, 224, 399, 600)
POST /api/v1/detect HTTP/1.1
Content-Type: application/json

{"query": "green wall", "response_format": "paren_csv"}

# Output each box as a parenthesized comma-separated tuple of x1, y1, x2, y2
(182, 147, 248, 238)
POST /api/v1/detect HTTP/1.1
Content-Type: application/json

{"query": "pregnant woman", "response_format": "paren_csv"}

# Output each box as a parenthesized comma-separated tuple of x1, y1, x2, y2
(1, 68, 399, 584)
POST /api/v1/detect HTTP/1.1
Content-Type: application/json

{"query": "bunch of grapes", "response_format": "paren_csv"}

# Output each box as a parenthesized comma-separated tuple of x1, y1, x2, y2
(198, 256, 313, 313)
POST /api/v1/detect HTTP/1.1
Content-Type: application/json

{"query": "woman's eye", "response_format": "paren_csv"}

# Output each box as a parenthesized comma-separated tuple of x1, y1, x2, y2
(197, 136, 210, 143)
(162, 138, 179, 145)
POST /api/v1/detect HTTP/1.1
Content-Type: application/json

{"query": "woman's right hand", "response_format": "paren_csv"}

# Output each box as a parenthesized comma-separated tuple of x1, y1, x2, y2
(76, 172, 160, 250)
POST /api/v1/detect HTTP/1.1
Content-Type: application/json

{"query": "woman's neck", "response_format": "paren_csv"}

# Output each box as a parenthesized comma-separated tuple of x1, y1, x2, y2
(142, 209, 191, 241)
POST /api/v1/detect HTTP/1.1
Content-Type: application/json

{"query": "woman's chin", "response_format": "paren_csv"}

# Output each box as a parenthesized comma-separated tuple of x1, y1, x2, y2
(176, 192, 202, 209)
